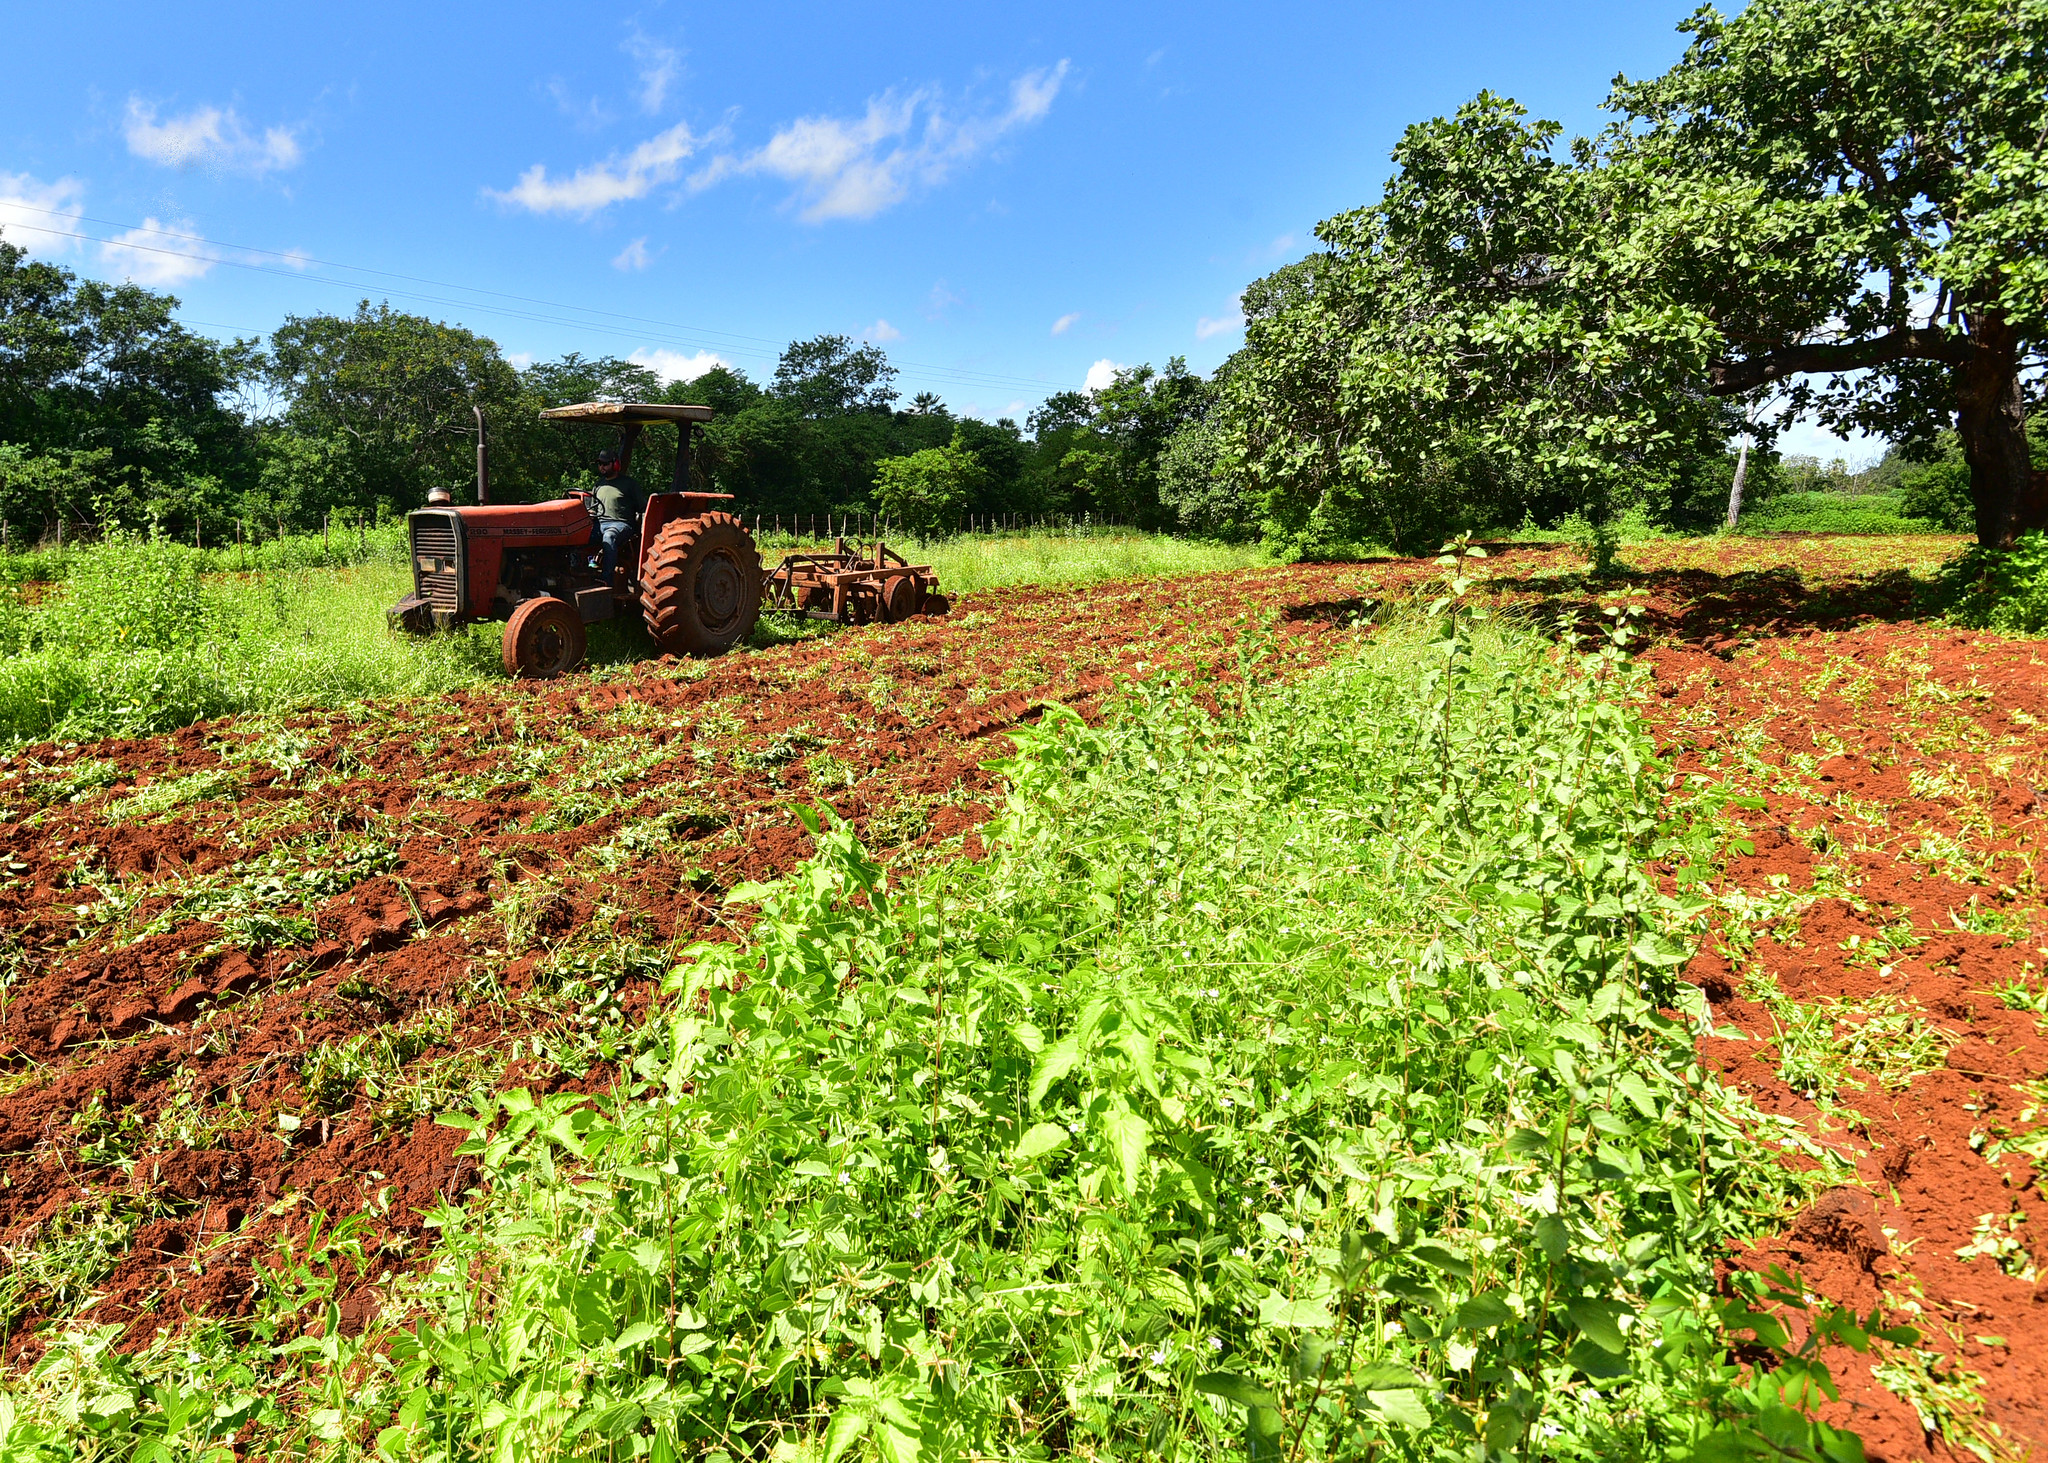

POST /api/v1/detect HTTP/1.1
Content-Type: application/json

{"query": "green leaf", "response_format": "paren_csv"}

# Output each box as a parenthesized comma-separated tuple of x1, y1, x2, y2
(1028, 1035, 1082, 1106)
(1194, 1372, 1279, 1410)
(1363, 1388, 1432, 1431)
(1566, 1297, 1629, 1353)
(1102, 1104, 1150, 1193)
(612, 1321, 659, 1353)
(1455, 1293, 1515, 1331)
(1409, 1241, 1472, 1280)
(1257, 1288, 1335, 1328)
(1012, 1122, 1070, 1163)
(822, 1408, 870, 1463)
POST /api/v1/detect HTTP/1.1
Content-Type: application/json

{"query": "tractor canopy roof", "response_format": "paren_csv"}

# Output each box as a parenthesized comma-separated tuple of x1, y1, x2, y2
(538, 402, 713, 426)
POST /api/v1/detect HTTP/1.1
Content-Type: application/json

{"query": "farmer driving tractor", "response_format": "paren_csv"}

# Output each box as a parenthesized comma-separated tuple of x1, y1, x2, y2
(592, 446, 645, 584)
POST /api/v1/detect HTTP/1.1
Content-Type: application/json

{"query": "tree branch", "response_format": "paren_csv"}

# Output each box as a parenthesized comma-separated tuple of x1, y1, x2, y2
(1707, 327, 1970, 394)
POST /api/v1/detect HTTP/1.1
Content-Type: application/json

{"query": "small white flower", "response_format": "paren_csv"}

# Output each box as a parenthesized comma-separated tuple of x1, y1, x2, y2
(1149, 1346, 1169, 1364)
(1541, 1424, 1564, 1439)
(1208, 1336, 1224, 1352)
(1231, 1246, 1247, 1258)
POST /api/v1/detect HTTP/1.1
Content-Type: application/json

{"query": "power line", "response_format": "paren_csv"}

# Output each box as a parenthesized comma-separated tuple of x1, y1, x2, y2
(2, 204, 1071, 397)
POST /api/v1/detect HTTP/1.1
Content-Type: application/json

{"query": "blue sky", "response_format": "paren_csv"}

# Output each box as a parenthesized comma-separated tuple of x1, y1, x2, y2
(0, 0, 1871, 457)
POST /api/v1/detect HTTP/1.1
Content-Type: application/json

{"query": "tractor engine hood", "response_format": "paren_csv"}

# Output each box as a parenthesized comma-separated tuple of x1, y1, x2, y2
(448, 498, 594, 536)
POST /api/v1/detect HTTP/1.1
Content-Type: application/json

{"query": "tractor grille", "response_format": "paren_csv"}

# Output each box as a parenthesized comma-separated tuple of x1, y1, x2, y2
(410, 514, 463, 611)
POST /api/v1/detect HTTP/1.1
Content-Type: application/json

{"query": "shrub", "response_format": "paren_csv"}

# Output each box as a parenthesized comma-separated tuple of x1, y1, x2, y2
(1940, 532, 2048, 634)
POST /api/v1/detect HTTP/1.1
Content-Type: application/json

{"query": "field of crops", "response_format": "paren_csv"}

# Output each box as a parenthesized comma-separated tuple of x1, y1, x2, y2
(2, 530, 2046, 1461)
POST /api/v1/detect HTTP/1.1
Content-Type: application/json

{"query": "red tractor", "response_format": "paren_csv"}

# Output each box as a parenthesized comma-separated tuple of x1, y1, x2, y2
(388, 402, 761, 678)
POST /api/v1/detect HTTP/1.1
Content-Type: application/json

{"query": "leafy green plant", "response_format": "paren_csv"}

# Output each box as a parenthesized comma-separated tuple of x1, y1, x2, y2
(1940, 532, 2048, 635)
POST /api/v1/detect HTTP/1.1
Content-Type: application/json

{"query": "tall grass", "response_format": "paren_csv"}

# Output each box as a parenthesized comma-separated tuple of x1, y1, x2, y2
(0, 537, 498, 744)
(0, 606, 1880, 1459)
(0, 527, 1268, 745)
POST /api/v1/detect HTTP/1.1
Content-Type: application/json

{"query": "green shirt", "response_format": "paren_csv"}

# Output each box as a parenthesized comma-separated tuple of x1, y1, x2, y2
(595, 472, 646, 525)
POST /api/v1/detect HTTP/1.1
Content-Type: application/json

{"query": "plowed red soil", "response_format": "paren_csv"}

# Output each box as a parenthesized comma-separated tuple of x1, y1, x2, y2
(1643, 624, 2048, 1461)
(4, 531, 2039, 1462)
(0, 558, 1458, 1354)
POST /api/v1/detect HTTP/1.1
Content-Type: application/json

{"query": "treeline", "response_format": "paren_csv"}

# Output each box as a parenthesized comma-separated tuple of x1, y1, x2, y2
(0, 227, 1763, 556)
(0, 238, 1224, 547)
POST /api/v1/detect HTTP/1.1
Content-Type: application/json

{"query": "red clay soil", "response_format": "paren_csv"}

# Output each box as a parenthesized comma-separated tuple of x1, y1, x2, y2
(0, 557, 1470, 1356)
(1642, 625, 2048, 1462)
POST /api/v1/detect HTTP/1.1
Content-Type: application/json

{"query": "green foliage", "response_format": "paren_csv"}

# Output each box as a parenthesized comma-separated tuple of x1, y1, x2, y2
(1217, 95, 1728, 559)
(871, 433, 989, 537)
(1939, 532, 2048, 633)
(1220, 0, 2048, 552)
(377, 616, 1861, 1459)
(1609, 0, 2048, 543)
(1158, 417, 1255, 542)
(1734, 493, 1945, 537)
(0, 530, 499, 743)
(0, 235, 257, 541)
(263, 302, 526, 513)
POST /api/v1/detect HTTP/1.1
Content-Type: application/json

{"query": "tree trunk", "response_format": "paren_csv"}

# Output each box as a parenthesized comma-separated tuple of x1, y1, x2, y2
(1955, 315, 2047, 547)
(1725, 433, 1750, 531)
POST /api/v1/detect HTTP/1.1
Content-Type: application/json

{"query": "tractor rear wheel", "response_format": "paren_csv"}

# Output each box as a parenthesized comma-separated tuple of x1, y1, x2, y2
(502, 596, 586, 679)
(639, 512, 761, 656)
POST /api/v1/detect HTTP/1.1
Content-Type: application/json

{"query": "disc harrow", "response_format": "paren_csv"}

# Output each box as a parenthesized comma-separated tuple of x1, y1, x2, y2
(763, 539, 947, 624)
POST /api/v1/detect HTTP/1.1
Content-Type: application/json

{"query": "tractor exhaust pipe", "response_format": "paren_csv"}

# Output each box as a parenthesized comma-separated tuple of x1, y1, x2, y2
(474, 406, 490, 504)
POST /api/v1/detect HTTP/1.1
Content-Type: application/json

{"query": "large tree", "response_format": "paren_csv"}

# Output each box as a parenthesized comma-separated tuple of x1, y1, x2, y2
(1614, 0, 2048, 545)
(1220, 97, 1725, 556)
(263, 302, 526, 513)
(1223, 0, 2048, 552)
(0, 234, 255, 536)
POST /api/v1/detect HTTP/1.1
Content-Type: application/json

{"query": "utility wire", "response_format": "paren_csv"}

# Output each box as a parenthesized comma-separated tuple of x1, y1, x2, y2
(3, 204, 1070, 396)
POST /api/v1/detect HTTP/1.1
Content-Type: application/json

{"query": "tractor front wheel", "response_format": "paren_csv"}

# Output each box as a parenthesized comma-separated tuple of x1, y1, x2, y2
(502, 596, 587, 679)
(639, 512, 762, 656)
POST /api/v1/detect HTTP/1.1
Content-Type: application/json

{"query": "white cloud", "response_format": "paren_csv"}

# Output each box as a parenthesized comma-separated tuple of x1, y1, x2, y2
(925, 279, 965, 318)
(548, 81, 614, 131)
(1196, 292, 1245, 340)
(124, 99, 301, 176)
(1084, 358, 1123, 392)
(705, 61, 1069, 223)
(1050, 311, 1080, 336)
(625, 28, 681, 115)
(1004, 399, 1027, 418)
(492, 121, 709, 215)
(612, 236, 656, 271)
(99, 217, 215, 286)
(0, 171, 85, 256)
(507, 351, 537, 370)
(866, 318, 902, 342)
(630, 347, 728, 384)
